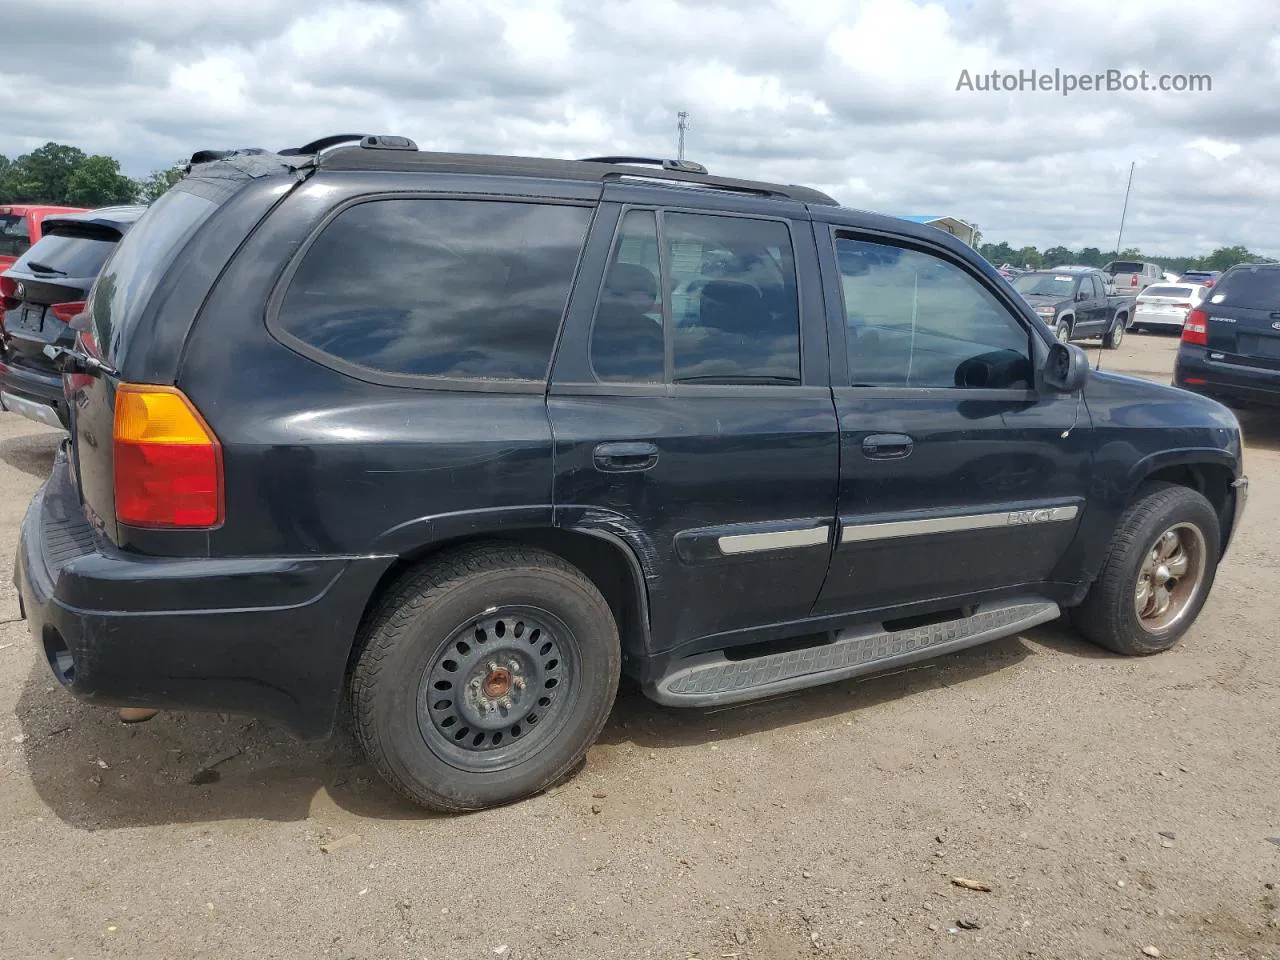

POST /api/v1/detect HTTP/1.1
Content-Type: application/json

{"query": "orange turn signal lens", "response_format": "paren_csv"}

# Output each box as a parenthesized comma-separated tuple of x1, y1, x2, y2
(113, 384, 223, 528)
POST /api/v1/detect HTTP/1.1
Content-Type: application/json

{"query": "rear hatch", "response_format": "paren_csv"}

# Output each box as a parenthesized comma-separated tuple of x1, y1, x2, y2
(1202, 266, 1280, 364)
(2, 224, 122, 374)
(69, 189, 223, 542)
(1105, 260, 1145, 292)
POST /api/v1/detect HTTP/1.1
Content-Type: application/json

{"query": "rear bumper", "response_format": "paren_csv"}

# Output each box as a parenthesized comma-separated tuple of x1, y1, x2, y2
(1174, 346, 1280, 408)
(15, 449, 394, 739)
(0, 357, 67, 428)
(1130, 312, 1186, 330)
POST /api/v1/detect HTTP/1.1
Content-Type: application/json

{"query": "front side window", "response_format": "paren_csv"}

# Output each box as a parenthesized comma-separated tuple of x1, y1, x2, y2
(836, 236, 1033, 389)
(277, 199, 591, 382)
(589, 210, 802, 385)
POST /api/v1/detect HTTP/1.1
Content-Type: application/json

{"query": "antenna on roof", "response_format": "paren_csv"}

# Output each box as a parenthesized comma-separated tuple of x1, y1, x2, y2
(677, 111, 690, 161)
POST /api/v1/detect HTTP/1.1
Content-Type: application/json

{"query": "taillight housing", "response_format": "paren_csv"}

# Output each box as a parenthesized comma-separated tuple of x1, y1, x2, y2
(1130, 275, 1139, 287)
(113, 384, 223, 528)
(1182, 309, 1208, 346)
(50, 301, 86, 324)
(0, 276, 17, 313)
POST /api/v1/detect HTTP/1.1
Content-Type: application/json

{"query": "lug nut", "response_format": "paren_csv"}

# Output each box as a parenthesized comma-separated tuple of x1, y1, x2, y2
(488, 661, 499, 673)
(509, 660, 521, 674)
(514, 677, 526, 690)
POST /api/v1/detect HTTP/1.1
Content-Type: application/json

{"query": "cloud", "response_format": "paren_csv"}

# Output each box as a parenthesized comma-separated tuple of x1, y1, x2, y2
(1, 0, 1274, 255)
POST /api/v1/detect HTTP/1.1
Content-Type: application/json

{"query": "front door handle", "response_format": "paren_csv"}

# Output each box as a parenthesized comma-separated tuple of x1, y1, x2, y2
(861, 433, 914, 460)
(593, 441, 659, 473)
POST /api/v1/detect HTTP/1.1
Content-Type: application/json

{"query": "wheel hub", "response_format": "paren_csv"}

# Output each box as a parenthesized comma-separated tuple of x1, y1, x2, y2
(418, 608, 571, 758)
(1134, 523, 1207, 632)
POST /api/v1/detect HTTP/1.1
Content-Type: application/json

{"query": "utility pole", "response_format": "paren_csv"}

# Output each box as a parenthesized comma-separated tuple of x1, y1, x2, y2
(677, 111, 689, 161)
(1114, 161, 1136, 256)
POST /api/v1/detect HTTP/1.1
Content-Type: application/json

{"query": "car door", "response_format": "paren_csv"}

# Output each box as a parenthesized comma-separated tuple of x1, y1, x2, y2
(1084, 274, 1109, 334)
(812, 224, 1092, 618)
(548, 189, 839, 655)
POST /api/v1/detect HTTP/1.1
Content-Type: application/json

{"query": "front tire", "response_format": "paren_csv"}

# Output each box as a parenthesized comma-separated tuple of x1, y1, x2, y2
(351, 544, 621, 811)
(1071, 484, 1220, 655)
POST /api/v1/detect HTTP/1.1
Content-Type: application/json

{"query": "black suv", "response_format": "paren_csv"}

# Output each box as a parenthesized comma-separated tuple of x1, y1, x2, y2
(16, 136, 1247, 811)
(1174, 262, 1280, 407)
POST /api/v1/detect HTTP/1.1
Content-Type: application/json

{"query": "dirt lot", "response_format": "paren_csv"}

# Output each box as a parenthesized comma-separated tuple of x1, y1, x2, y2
(1, 333, 1277, 960)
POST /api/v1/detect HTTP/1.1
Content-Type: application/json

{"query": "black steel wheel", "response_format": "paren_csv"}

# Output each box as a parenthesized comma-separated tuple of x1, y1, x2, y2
(351, 544, 620, 811)
(418, 607, 577, 771)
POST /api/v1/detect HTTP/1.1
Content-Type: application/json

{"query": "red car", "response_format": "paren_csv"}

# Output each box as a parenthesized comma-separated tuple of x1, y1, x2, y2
(0, 204, 89, 272)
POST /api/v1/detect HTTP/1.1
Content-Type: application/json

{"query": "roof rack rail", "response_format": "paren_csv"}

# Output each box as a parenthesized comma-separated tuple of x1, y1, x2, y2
(279, 134, 368, 156)
(580, 156, 708, 175)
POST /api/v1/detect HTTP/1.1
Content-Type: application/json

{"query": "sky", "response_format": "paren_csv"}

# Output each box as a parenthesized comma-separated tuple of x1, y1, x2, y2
(2, 0, 1276, 255)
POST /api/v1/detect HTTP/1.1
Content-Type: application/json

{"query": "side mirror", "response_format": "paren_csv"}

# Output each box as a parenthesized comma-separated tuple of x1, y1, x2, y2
(1042, 341, 1090, 393)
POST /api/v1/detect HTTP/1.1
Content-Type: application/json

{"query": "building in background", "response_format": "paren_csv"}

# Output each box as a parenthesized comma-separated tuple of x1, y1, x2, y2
(894, 215, 976, 246)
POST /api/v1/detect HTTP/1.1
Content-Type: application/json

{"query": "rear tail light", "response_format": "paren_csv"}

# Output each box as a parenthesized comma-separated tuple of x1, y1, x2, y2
(1131, 275, 1138, 287)
(113, 384, 223, 528)
(1182, 309, 1208, 346)
(1204, 280, 1215, 288)
(0, 276, 17, 313)
(49, 301, 86, 323)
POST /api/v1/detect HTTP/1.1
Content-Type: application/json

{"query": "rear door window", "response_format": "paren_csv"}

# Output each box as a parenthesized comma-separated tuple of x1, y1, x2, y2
(588, 210, 802, 385)
(275, 199, 591, 383)
(1212, 267, 1280, 307)
(0, 214, 30, 258)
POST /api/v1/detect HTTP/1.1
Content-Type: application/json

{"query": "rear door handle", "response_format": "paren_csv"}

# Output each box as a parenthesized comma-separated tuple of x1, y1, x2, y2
(593, 441, 659, 473)
(861, 433, 914, 460)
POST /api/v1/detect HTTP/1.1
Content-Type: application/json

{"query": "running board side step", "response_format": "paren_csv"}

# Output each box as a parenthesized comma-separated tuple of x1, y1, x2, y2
(645, 599, 1060, 707)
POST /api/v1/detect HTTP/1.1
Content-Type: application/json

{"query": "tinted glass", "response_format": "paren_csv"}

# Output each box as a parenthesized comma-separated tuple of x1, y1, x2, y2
(14, 230, 118, 280)
(89, 188, 218, 360)
(1105, 261, 1143, 274)
(591, 210, 664, 383)
(1213, 267, 1280, 307)
(278, 199, 590, 382)
(0, 214, 30, 258)
(1090, 275, 1105, 298)
(1012, 273, 1074, 296)
(664, 212, 800, 383)
(1142, 285, 1195, 298)
(837, 237, 1032, 389)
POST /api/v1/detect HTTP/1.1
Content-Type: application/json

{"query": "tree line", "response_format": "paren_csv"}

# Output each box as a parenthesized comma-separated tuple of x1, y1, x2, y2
(0, 142, 184, 208)
(975, 237, 1272, 275)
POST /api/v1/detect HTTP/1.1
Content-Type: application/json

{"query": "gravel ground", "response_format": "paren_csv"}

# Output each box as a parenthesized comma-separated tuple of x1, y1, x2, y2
(1, 333, 1277, 960)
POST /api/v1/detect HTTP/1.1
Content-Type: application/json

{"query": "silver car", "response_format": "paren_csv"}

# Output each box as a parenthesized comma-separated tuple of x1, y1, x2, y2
(1129, 282, 1207, 333)
(1104, 259, 1164, 296)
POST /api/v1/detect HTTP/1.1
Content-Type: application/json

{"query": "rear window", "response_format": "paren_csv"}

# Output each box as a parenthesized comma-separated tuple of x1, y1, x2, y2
(1105, 261, 1143, 274)
(88, 188, 218, 359)
(275, 198, 591, 383)
(1142, 285, 1195, 298)
(0, 214, 30, 258)
(1212, 267, 1280, 307)
(13, 229, 118, 280)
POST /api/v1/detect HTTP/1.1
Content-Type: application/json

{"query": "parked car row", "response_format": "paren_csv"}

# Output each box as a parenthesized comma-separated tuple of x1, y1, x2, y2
(0, 206, 144, 427)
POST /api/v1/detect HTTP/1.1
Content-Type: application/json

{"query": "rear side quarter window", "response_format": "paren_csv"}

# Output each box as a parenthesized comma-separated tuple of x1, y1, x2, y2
(0, 213, 31, 258)
(274, 198, 591, 385)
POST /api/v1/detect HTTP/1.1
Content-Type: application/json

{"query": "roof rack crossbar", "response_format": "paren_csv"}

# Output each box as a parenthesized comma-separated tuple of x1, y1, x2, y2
(580, 156, 709, 175)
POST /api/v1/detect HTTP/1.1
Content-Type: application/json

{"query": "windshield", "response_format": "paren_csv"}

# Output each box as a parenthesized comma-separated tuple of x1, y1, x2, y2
(1104, 261, 1143, 274)
(12, 229, 119, 280)
(1012, 273, 1076, 296)
(0, 214, 31, 259)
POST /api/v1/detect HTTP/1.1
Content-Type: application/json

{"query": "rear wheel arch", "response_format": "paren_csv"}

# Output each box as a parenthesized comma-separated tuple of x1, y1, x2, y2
(349, 527, 650, 675)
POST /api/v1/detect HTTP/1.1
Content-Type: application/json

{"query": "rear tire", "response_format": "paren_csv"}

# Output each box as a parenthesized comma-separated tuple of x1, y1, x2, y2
(1104, 317, 1125, 349)
(1071, 484, 1220, 656)
(1054, 317, 1073, 342)
(350, 544, 621, 811)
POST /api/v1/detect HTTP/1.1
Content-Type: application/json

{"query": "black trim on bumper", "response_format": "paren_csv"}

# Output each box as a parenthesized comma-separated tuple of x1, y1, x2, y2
(15, 454, 395, 739)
